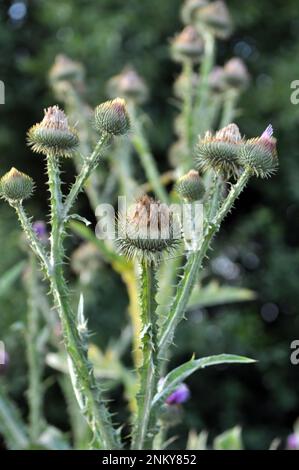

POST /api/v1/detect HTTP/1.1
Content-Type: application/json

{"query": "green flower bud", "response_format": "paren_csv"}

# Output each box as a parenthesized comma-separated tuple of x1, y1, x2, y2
(94, 98, 130, 136)
(181, 0, 208, 25)
(0, 167, 34, 202)
(239, 125, 278, 178)
(171, 26, 204, 63)
(224, 58, 250, 90)
(208, 66, 226, 94)
(195, 123, 243, 177)
(195, 1, 233, 39)
(176, 170, 205, 201)
(168, 140, 189, 168)
(107, 67, 148, 104)
(27, 106, 79, 158)
(117, 195, 180, 263)
(173, 71, 199, 100)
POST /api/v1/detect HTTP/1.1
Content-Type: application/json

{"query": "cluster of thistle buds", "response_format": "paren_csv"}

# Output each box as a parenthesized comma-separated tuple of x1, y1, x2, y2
(0, 98, 130, 203)
(196, 123, 278, 179)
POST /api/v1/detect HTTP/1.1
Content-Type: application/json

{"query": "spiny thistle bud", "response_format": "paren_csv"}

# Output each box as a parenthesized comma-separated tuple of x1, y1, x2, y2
(0, 168, 34, 202)
(195, 1, 232, 39)
(107, 67, 148, 104)
(171, 26, 204, 63)
(195, 123, 243, 177)
(208, 66, 226, 93)
(49, 54, 85, 85)
(27, 106, 79, 158)
(224, 58, 250, 90)
(239, 125, 278, 178)
(181, 0, 208, 25)
(94, 98, 130, 136)
(175, 170, 205, 201)
(117, 195, 180, 263)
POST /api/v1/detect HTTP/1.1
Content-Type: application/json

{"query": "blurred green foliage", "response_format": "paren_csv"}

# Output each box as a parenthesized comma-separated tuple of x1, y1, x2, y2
(1, 0, 299, 449)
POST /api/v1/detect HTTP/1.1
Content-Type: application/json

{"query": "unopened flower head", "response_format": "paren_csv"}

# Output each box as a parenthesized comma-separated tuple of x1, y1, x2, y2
(117, 195, 180, 263)
(224, 58, 250, 90)
(176, 169, 205, 201)
(49, 54, 85, 85)
(239, 124, 278, 178)
(181, 0, 209, 25)
(195, 123, 243, 177)
(195, 0, 233, 39)
(171, 26, 204, 63)
(168, 140, 189, 168)
(0, 168, 34, 202)
(107, 67, 148, 104)
(208, 66, 226, 93)
(94, 98, 130, 136)
(27, 106, 79, 158)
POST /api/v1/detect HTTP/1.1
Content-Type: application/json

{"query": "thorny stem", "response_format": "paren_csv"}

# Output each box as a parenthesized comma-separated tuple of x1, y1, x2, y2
(46, 152, 121, 449)
(62, 133, 110, 220)
(132, 260, 159, 450)
(158, 169, 251, 360)
(25, 254, 45, 443)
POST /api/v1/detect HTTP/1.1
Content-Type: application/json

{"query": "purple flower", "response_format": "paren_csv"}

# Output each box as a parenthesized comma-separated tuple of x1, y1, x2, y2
(33, 221, 48, 243)
(166, 383, 190, 405)
(0, 350, 9, 375)
(287, 433, 299, 450)
(260, 124, 274, 141)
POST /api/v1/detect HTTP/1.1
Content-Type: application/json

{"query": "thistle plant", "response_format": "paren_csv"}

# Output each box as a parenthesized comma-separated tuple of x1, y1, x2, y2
(0, 0, 279, 451)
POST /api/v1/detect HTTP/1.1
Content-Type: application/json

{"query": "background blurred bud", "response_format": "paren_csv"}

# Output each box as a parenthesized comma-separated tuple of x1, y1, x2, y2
(0, 168, 34, 202)
(195, 0, 233, 39)
(287, 433, 299, 450)
(224, 58, 250, 90)
(208, 66, 226, 93)
(166, 383, 191, 405)
(173, 71, 199, 100)
(71, 242, 103, 284)
(176, 170, 205, 201)
(33, 221, 49, 244)
(27, 106, 79, 158)
(171, 26, 204, 63)
(107, 67, 148, 104)
(94, 98, 130, 136)
(49, 54, 85, 86)
(181, 0, 208, 25)
(0, 350, 9, 375)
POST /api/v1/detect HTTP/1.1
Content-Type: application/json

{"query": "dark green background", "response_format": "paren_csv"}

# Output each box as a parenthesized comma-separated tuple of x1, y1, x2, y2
(1, 0, 299, 449)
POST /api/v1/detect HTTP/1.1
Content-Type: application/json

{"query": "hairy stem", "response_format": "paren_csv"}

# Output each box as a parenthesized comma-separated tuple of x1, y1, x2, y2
(220, 88, 239, 128)
(132, 260, 159, 450)
(25, 255, 45, 443)
(158, 169, 251, 360)
(46, 153, 120, 449)
(182, 59, 194, 170)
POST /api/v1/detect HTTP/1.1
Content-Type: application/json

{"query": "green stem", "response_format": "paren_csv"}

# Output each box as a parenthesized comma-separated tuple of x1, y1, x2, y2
(25, 255, 45, 443)
(158, 169, 251, 360)
(129, 103, 168, 203)
(132, 260, 159, 450)
(193, 30, 215, 137)
(182, 59, 194, 170)
(46, 153, 120, 449)
(220, 88, 239, 128)
(62, 133, 110, 219)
